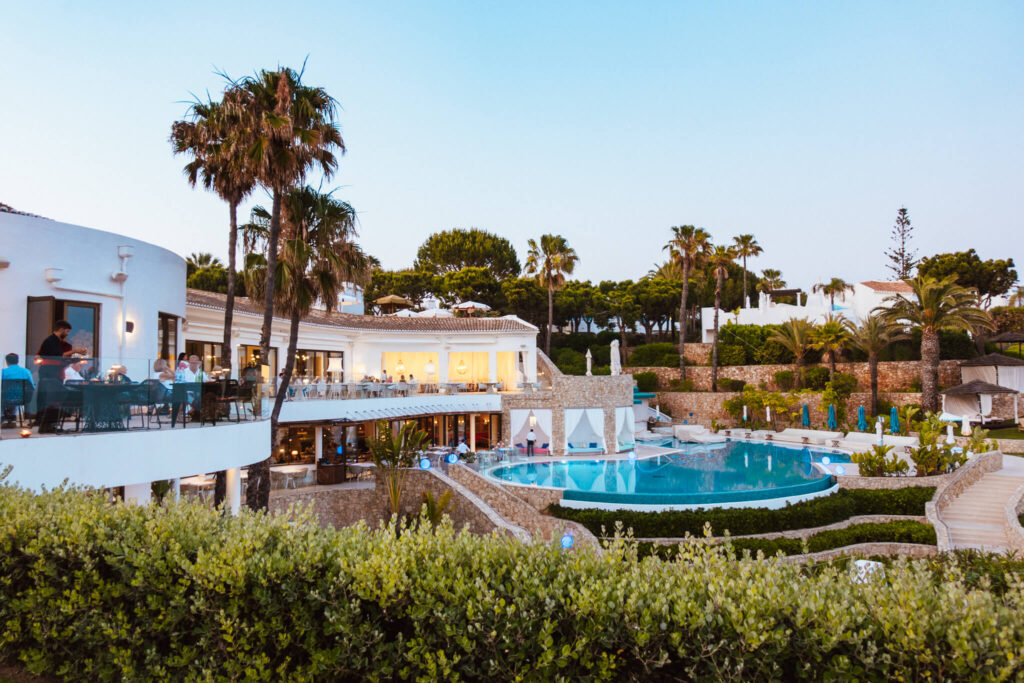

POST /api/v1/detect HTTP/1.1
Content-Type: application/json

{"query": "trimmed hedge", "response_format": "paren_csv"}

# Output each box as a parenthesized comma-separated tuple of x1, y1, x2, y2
(638, 520, 936, 559)
(633, 370, 658, 393)
(549, 487, 936, 538)
(2, 484, 1023, 680)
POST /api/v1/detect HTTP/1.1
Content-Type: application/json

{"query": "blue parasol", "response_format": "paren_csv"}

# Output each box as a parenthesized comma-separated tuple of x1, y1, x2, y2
(857, 405, 868, 432)
(827, 404, 837, 430)
(890, 406, 900, 435)
(802, 404, 810, 427)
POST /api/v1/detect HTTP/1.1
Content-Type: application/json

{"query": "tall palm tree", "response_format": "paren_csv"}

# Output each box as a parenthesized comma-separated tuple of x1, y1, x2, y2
(707, 244, 736, 392)
(243, 186, 367, 510)
(758, 268, 785, 294)
(810, 314, 850, 381)
(223, 66, 345, 371)
(525, 234, 579, 356)
(769, 318, 815, 389)
(1009, 286, 1024, 308)
(185, 252, 224, 271)
(879, 274, 992, 413)
(845, 315, 907, 415)
(813, 277, 855, 310)
(172, 99, 255, 370)
(664, 225, 711, 379)
(732, 234, 763, 307)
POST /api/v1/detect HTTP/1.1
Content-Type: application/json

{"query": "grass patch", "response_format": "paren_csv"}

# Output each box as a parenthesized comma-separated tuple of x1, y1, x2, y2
(550, 487, 936, 538)
(985, 427, 1024, 440)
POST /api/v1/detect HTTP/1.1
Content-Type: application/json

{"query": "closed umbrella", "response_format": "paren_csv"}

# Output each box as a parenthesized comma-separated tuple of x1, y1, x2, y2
(801, 404, 810, 427)
(890, 406, 900, 435)
(827, 404, 837, 430)
(857, 406, 868, 432)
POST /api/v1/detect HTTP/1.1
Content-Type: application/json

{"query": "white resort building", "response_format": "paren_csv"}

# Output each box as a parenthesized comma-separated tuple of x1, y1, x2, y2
(0, 205, 634, 509)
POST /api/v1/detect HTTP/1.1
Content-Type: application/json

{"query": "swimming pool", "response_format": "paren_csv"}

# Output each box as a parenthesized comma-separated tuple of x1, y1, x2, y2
(486, 440, 850, 510)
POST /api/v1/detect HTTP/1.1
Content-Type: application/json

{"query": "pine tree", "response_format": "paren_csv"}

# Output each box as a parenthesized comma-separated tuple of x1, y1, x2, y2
(885, 207, 918, 279)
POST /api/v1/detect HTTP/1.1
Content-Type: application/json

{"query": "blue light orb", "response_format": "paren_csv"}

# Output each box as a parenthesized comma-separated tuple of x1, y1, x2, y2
(821, 456, 831, 466)
(336, 446, 344, 455)
(419, 457, 432, 470)
(561, 533, 574, 549)
(835, 465, 847, 476)
(446, 452, 459, 464)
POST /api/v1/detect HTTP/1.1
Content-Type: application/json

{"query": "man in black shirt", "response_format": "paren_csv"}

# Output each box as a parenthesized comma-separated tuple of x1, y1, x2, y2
(35, 320, 86, 433)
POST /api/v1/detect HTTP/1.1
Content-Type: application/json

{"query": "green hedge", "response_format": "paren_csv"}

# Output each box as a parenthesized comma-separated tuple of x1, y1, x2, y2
(633, 370, 659, 393)
(625, 342, 678, 366)
(2, 484, 1023, 680)
(549, 487, 936, 538)
(638, 521, 936, 559)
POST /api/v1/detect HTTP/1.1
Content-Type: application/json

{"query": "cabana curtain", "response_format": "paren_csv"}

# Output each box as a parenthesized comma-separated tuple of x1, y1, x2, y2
(615, 406, 635, 450)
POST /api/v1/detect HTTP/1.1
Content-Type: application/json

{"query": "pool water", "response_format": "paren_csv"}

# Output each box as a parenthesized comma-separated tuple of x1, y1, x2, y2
(486, 440, 850, 506)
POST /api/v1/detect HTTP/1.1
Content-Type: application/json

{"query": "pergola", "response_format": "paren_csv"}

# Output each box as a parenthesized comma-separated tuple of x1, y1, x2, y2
(941, 379, 1019, 426)
(989, 331, 1024, 357)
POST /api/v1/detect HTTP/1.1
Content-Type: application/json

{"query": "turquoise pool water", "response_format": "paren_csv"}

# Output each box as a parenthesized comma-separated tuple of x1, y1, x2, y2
(486, 440, 849, 506)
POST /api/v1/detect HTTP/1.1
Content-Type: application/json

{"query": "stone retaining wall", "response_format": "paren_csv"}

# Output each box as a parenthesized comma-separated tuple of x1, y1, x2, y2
(779, 542, 938, 564)
(925, 450, 1004, 552)
(1005, 482, 1024, 555)
(654, 390, 923, 428)
(449, 464, 596, 545)
(269, 484, 379, 528)
(838, 472, 949, 490)
(630, 359, 960, 393)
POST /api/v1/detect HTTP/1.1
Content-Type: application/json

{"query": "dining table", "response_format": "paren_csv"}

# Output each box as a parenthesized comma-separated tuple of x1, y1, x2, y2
(71, 381, 134, 432)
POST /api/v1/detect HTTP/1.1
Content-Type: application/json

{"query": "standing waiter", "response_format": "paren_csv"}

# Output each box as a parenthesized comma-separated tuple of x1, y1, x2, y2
(35, 320, 86, 433)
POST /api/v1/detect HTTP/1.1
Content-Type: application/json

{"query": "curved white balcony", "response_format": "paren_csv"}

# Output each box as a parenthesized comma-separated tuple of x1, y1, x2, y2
(277, 393, 502, 424)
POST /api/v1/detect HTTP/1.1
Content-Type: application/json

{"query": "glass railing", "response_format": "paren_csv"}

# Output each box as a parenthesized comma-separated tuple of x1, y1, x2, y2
(1, 356, 269, 440)
(275, 378, 537, 400)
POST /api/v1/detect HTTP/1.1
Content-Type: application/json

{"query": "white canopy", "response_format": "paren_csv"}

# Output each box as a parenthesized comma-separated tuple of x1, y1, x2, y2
(453, 301, 491, 311)
(615, 406, 635, 451)
(510, 408, 552, 448)
(565, 408, 606, 452)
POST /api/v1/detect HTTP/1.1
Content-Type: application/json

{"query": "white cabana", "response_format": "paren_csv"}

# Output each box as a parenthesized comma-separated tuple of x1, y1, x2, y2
(452, 301, 491, 313)
(565, 408, 606, 453)
(960, 353, 1024, 393)
(615, 406, 635, 451)
(941, 380, 1019, 425)
(510, 408, 552, 452)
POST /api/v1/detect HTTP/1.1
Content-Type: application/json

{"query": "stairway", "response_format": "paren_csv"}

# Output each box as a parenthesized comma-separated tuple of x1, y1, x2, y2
(941, 456, 1024, 552)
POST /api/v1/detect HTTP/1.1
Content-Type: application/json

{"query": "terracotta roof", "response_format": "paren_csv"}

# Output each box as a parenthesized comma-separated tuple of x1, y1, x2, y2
(941, 379, 1017, 396)
(959, 353, 1024, 367)
(186, 288, 536, 334)
(860, 280, 913, 293)
(0, 202, 48, 219)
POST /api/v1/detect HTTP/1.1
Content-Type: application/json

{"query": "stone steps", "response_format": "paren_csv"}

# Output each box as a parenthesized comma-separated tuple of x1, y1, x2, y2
(942, 466, 1024, 552)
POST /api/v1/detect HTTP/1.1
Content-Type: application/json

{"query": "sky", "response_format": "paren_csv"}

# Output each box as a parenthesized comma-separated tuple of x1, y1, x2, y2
(2, 1, 1022, 291)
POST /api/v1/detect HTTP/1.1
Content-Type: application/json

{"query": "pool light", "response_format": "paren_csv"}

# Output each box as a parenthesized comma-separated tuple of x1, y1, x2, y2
(419, 457, 431, 470)
(560, 532, 574, 549)
(821, 456, 831, 466)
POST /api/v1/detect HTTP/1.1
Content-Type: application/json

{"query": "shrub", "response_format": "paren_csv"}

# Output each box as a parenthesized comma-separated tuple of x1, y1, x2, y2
(718, 324, 766, 364)
(830, 372, 858, 399)
(721, 378, 746, 392)
(911, 413, 969, 475)
(804, 366, 830, 390)
(550, 487, 936, 538)
(852, 445, 910, 477)
(626, 342, 678, 367)
(633, 371, 659, 393)
(668, 378, 695, 392)
(774, 370, 795, 391)
(6, 485, 1022, 680)
(553, 347, 586, 375)
(714, 344, 746, 366)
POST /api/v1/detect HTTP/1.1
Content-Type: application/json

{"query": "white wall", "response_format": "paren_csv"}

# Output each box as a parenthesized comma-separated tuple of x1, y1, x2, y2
(0, 212, 186, 380)
(0, 421, 269, 492)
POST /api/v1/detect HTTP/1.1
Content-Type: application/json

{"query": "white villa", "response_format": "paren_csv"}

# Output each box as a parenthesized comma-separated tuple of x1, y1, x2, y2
(700, 280, 913, 342)
(0, 205, 634, 509)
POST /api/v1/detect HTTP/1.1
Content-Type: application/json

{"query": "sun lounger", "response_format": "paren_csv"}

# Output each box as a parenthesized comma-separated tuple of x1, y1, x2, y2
(773, 428, 844, 446)
(833, 432, 919, 454)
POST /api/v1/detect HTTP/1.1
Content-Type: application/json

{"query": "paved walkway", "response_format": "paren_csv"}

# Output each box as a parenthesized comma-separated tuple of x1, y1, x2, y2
(942, 455, 1024, 552)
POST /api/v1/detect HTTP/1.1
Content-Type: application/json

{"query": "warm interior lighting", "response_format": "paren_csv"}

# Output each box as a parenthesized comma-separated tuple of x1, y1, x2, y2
(20, 429, 31, 438)
(424, 360, 436, 375)
(456, 359, 468, 375)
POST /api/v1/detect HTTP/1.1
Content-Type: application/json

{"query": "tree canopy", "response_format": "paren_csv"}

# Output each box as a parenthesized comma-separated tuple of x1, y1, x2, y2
(917, 249, 1017, 305)
(414, 228, 521, 280)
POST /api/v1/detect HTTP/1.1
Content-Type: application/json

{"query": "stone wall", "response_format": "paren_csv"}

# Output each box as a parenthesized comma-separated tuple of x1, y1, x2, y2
(779, 542, 938, 564)
(269, 483, 379, 528)
(501, 352, 635, 456)
(629, 360, 961, 392)
(838, 472, 949, 490)
(654, 391, 923, 428)
(1006, 482, 1024, 555)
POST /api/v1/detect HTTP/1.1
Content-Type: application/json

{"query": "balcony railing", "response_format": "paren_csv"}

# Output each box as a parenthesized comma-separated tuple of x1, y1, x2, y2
(1, 356, 268, 441)
(276, 379, 544, 401)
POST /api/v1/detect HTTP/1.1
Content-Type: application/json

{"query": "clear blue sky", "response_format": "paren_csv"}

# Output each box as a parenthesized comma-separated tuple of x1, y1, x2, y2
(2, 1, 1021, 289)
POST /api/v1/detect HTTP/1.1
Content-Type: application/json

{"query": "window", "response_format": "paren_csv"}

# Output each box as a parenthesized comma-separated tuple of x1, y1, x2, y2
(185, 340, 222, 374)
(239, 344, 277, 378)
(294, 349, 343, 379)
(157, 313, 178, 361)
(26, 296, 100, 361)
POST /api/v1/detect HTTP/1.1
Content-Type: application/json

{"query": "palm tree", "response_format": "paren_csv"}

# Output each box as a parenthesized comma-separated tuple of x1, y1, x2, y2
(810, 314, 850, 381)
(845, 315, 907, 415)
(707, 244, 736, 392)
(172, 100, 255, 370)
(769, 318, 815, 388)
(1008, 286, 1024, 308)
(813, 277, 855, 310)
(758, 269, 785, 294)
(525, 234, 579, 356)
(664, 225, 711, 379)
(879, 274, 993, 413)
(732, 234, 763, 307)
(186, 252, 224, 270)
(223, 66, 345, 371)
(243, 186, 366, 510)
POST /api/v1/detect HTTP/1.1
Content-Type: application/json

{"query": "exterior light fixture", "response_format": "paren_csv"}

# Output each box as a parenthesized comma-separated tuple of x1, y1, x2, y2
(0, 257, 10, 268)
(125, 321, 134, 333)
(419, 457, 432, 470)
(20, 429, 31, 438)
(456, 359, 468, 375)
(395, 357, 406, 373)
(423, 360, 436, 375)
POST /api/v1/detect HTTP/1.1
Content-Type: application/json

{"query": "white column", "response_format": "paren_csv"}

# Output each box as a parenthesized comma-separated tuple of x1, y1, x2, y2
(439, 348, 450, 384)
(469, 414, 477, 452)
(225, 468, 241, 515)
(170, 478, 181, 502)
(124, 482, 150, 505)
(488, 350, 497, 384)
(525, 348, 538, 383)
(315, 426, 323, 462)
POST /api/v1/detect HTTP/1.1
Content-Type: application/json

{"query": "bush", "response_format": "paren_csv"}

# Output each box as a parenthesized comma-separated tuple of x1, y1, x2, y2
(626, 342, 679, 367)
(830, 372, 858, 399)
(852, 445, 910, 477)
(550, 487, 936, 538)
(668, 378, 695, 392)
(714, 344, 746, 366)
(552, 347, 586, 375)
(774, 370, 795, 391)
(718, 324, 766, 364)
(633, 371, 659, 393)
(804, 366, 830, 390)
(721, 378, 746, 392)
(4, 485, 1021, 680)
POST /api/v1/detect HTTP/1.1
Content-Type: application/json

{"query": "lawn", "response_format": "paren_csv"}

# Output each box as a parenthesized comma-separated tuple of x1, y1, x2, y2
(986, 426, 1024, 440)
